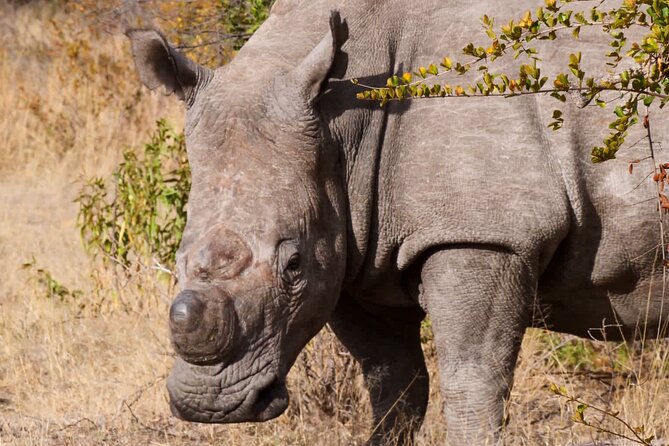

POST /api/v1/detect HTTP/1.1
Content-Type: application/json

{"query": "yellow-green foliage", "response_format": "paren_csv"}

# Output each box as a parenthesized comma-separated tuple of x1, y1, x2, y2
(77, 119, 189, 270)
(357, 0, 669, 162)
(73, 0, 272, 66)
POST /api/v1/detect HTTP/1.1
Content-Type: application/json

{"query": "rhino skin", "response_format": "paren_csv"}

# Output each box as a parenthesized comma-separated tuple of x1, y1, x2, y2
(127, 0, 669, 444)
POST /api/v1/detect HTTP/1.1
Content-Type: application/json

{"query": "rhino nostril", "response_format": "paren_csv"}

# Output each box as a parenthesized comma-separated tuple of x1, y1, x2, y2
(170, 290, 205, 333)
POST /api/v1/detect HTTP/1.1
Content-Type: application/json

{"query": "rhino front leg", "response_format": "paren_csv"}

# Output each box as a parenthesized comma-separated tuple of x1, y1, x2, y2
(420, 247, 535, 445)
(329, 294, 429, 446)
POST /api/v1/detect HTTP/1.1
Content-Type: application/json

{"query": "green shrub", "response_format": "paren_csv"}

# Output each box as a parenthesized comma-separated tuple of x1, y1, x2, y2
(22, 257, 82, 302)
(76, 119, 189, 271)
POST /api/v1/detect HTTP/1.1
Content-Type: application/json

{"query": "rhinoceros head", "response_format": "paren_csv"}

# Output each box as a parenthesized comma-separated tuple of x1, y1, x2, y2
(127, 13, 348, 423)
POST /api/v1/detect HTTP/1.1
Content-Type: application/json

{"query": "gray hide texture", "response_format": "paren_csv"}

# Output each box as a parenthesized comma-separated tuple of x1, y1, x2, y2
(127, 1, 669, 444)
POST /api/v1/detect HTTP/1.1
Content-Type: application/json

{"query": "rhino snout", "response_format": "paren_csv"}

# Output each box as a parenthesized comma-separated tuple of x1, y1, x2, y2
(169, 289, 239, 364)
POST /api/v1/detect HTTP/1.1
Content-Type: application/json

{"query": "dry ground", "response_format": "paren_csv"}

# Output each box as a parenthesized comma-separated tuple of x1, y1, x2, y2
(1, 2, 668, 445)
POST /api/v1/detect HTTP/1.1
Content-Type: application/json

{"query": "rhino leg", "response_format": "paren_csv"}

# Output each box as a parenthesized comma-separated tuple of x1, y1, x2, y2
(329, 294, 428, 446)
(420, 247, 535, 445)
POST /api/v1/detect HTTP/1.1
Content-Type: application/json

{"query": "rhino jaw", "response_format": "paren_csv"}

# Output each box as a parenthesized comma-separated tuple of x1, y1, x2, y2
(167, 360, 289, 423)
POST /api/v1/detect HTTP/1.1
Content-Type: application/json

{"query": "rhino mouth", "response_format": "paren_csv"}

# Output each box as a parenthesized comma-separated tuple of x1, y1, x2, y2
(167, 360, 289, 423)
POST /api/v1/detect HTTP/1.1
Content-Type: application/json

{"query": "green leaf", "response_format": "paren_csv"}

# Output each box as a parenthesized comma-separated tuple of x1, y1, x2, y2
(569, 52, 581, 66)
(550, 91, 567, 102)
(484, 72, 493, 87)
(441, 57, 453, 69)
(554, 73, 570, 90)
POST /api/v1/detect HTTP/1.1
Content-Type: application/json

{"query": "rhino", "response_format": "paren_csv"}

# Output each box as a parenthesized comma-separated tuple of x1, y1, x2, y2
(127, 0, 669, 444)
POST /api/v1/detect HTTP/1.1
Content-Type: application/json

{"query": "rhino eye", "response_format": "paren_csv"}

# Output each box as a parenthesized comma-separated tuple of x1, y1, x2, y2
(282, 253, 302, 284)
(277, 239, 304, 288)
(285, 253, 301, 272)
(277, 238, 303, 286)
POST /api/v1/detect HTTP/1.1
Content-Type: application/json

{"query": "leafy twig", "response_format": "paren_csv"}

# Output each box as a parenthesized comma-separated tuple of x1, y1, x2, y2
(550, 383, 655, 445)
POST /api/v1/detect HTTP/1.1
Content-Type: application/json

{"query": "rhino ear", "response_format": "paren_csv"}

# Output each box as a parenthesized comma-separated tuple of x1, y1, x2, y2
(285, 11, 348, 103)
(126, 29, 212, 106)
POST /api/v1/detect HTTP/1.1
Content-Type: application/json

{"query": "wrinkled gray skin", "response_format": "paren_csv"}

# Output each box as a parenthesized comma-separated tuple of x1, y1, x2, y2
(127, 0, 669, 444)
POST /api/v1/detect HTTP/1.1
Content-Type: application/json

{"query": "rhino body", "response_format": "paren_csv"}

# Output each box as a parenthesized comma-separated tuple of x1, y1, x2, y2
(128, 0, 669, 444)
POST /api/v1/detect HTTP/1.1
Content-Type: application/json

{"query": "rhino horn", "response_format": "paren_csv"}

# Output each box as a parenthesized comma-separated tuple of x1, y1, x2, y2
(126, 29, 212, 107)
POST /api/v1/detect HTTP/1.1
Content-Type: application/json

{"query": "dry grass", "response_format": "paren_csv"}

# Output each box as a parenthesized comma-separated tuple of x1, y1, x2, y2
(1, 2, 668, 445)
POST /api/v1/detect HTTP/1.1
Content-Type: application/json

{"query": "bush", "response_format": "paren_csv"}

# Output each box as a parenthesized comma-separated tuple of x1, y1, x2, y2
(76, 119, 189, 271)
(71, 0, 273, 66)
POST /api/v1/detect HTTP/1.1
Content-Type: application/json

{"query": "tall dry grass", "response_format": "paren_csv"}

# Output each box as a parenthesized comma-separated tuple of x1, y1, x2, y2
(0, 1, 667, 445)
